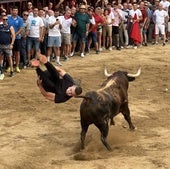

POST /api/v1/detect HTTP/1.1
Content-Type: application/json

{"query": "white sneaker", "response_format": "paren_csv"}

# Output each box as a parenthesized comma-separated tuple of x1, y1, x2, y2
(109, 47, 112, 51)
(99, 48, 103, 52)
(80, 53, 85, 58)
(56, 61, 62, 66)
(0, 73, 5, 80)
(70, 52, 74, 57)
(102, 47, 106, 51)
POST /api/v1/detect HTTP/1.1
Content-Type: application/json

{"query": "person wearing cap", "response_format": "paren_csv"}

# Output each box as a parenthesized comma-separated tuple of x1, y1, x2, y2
(70, 4, 90, 57)
(31, 54, 82, 103)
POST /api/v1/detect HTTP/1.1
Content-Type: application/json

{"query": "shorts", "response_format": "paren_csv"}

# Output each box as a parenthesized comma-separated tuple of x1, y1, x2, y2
(61, 33, 71, 45)
(112, 26, 119, 35)
(168, 22, 170, 32)
(0, 45, 13, 57)
(48, 36, 61, 47)
(102, 25, 112, 37)
(27, 37, 40, 51)
(97, 26, 102, 33)
(155, 24, 165, 35)
(72, 32, 86, 43)
(13, 39, 21, 51)
(88, 32, 97, 43)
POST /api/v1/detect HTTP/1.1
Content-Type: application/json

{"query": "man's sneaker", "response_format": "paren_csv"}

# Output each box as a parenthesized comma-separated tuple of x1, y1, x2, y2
(80, 53, 85, 58)
(162, 42, 166, 46)
(0, 73, 5, 80)
(99, 48, 103, 52)
(70, 52, 74, 57)
(152, 42, 158, 45)
(96, 50, 100, 54)
(56, 61, 62, 66)
(10, 71, 14, 77)
(64, 56, 69, 61)
(23, 65, 27, 69)
(6, 67, 10, 73)
(116, 47, 121, 50)
(15, 66, 20, 73)
(109, 47, 112, 51)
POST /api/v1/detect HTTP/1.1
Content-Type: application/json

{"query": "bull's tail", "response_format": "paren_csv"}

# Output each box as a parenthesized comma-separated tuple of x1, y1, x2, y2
(75, 95, 92, 101)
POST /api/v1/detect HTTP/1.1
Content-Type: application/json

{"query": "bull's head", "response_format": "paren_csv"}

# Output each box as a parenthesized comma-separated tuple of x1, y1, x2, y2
(104, 66, 141, 78)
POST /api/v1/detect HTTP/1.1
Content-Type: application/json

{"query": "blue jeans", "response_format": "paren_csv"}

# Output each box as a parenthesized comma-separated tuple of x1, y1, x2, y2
(20, 37, 27, 66)
(27, 37, 40, 51)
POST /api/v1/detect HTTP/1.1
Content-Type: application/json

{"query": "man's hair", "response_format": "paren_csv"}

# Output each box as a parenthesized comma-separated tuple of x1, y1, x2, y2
(75, 86, 82, 96)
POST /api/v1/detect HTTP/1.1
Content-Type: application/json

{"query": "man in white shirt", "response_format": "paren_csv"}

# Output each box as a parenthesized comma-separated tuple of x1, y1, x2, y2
(27, 8, 44, 63)
(153, 3, 169, 45)
(47, 9, 62, 66)
(59, 8, 76, 60)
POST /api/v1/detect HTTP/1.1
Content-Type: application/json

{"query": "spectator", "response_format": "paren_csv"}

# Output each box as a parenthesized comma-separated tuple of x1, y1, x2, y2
(93, 7, 104, 52)
(112, 2, 123, 50)
(152, 3, 169, 46)
(20, 11, 29, 69)
(122, 2, 130, 48)
(139, 1, 148, 46)
(27, 1, 33, 17)
(71, 4, 90, 58)
(47, 9, 62, 65)
(39, 9, 49, 55)
(0, 15, 15, 79)
(129, 2, 142, 48)
(48, 2, 54, 11)
(60, 8, 77, 60)
(8, 6, 23, 73)
(102, 8, 114, 50)
(27, 8, 44, 64)
(86, 6, 99, 54)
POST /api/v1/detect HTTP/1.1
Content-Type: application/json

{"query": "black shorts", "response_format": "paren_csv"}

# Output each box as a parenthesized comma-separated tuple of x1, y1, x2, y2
(13, 39, 21, 51)
(112, 26, 119, 35)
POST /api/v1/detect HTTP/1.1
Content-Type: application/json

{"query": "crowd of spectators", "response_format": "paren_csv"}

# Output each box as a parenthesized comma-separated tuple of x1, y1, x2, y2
(0, 0, 170, 80)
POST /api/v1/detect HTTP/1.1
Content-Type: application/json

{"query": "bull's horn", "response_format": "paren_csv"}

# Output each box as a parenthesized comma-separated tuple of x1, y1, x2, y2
(104, 67, 112, 77)
(127, 67, 141, 77)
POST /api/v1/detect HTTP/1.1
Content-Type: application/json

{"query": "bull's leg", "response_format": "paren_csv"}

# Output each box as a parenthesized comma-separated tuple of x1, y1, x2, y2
(121, 103, 135, 130)
(80, 124, 89, 150)
(110, 118, 115, 125)
(95, 121, 112, 151)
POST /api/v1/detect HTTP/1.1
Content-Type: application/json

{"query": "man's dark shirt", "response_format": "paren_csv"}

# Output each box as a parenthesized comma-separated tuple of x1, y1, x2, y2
(54, 73, 74, 103)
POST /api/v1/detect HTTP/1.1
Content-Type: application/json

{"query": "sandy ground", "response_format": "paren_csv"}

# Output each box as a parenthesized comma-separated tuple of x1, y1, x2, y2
(0, 43, 170, 169)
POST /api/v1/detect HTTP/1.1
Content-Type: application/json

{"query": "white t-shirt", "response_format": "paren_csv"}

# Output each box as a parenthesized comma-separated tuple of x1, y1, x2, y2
(129, 9, 142, 20)
(153, 9, 168, 25)
(112, 9, 122, 26)
(48, 16, 62, 36)
(160, 0, 170, 10)
(28, 16, 44, 38)
(59, 16, 72, 34)
(108, 11, 115, 26)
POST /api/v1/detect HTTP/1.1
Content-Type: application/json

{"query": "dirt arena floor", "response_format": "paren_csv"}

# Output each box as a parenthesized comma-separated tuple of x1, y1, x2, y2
(0, 43, 170, 169)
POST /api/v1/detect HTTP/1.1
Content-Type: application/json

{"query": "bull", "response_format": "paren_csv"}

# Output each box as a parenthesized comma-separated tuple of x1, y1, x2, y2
(77, 67, 141, 151)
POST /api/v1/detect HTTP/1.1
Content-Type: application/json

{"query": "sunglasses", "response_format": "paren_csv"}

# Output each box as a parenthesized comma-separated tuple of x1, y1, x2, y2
(24, 14, 29, 16)
(3, 19, 8, 21)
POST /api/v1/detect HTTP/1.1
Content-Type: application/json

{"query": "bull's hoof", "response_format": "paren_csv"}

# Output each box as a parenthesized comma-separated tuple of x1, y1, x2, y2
(129, 125, 135, 130)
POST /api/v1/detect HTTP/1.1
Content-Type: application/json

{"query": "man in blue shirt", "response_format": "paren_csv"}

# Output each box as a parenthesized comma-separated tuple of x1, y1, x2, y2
(8, 6, 23, 73)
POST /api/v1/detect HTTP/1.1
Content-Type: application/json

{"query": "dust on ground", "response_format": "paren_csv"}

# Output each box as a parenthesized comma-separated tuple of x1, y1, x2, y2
(0, 44, 170, 169)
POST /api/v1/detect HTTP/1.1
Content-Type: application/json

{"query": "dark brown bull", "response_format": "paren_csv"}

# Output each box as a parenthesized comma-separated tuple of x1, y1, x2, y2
(77, 67, 141, 151)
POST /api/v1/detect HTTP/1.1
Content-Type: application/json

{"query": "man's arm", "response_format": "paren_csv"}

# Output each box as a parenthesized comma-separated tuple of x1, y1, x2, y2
(37, 77, 55, 102)
(10, 26, 16, 45)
